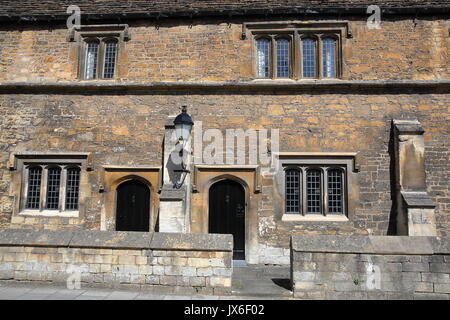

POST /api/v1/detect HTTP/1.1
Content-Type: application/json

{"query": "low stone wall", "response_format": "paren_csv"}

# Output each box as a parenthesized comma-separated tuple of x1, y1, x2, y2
(291, 235, 450, 300)
(0, 229, 233, 295)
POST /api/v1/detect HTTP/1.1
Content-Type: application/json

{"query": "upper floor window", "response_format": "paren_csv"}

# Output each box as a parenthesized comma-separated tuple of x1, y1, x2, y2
(322, 37, 337, 78)
(255, 36, 293, 79)
(81, 38, 118, 80)
(276, 38, 290, 78)
(251, 27, 343, 80)
(256, 38, 271, 78)
(301, 38, 316, 78)
(68, 24, 130, 80)
(84, 41, 99, 80)
(103, 40, 118, 79)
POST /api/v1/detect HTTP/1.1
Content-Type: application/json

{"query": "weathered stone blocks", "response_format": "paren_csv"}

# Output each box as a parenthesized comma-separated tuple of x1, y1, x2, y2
(0, 229, 233, 294)
(292, 235, 450, 300)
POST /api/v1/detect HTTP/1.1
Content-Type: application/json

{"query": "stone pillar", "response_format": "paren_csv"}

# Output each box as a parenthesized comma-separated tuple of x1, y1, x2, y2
(393, 119, 437, 236)
(158, 117, 192, 233)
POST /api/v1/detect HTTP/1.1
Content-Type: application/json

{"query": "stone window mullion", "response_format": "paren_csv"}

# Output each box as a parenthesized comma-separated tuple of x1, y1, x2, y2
(22, 166, 30, 210)
(336, 35, 342, 78)
(60, 166, 67, 212)
(293, 31, 300, 79)
(318, 34, 323, 79)
(270, 36, 276, 79)
(301, 167, 307, 215)
(40, 166, 48, 211)
(323, 167, 328, 216)
(97, 39, 105, 79)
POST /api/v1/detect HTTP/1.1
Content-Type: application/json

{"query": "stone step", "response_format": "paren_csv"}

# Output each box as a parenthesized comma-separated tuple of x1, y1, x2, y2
(232, 265, 292, 297)
(232, 266, 290, 280)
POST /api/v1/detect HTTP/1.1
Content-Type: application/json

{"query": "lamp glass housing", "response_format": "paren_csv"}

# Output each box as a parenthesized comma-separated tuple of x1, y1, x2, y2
(175, 123, 192, 141)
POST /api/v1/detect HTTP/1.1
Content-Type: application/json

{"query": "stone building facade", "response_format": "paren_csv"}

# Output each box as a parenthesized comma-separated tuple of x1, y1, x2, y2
(0, 1, 448, 265)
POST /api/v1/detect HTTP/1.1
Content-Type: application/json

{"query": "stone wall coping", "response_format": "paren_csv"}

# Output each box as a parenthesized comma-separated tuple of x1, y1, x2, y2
(291, 235, 450, 255)
(0, 229, 233, 252)
(151, 232, 233, 251)
(0, 80, 449, 95)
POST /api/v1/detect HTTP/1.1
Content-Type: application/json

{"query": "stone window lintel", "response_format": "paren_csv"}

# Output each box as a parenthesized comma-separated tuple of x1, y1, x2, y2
(8, 152, 93, 171)
(241, 21, 352, 40)
(67, 24, 130, 42)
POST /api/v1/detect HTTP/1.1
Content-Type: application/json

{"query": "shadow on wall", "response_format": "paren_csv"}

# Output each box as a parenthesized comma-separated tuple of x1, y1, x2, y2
(387, 121, 397, 235)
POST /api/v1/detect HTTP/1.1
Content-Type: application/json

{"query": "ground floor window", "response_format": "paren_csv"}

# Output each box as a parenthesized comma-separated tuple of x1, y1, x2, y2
(284, 166, 346, 216)
(23, 164, 81, 212)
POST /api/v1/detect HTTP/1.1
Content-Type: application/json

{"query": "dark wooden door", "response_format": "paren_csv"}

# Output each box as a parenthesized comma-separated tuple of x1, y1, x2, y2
(116, 180, 150, 232)
(209, 180, 245, 260)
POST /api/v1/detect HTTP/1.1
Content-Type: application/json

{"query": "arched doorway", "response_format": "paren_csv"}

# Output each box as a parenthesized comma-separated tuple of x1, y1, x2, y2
(116, 180, 150, 232)
(209, 179, 245, 260)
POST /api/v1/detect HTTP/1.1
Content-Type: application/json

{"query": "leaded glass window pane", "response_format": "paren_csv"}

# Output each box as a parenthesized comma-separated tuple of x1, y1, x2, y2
(46, 167, 61, 210)
(26, 167, 42, 209)
(85, 42, 99, 80)
(276, 39, 289, 78)
(103, 41, 117, 79)
(328, 169, 343, 214)
(322, 38, 336, 78)
(65, 167, 80, 210)
(256, 39, 270, 78)
(285, 169, 300, 213)
(302, 38, 316, 78)
(307, 169, 322, 213)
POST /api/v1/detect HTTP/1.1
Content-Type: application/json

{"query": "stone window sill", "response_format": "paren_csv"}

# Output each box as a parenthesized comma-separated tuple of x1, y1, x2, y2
(19, 210, 79, 218)
(281, 214, 349, 222)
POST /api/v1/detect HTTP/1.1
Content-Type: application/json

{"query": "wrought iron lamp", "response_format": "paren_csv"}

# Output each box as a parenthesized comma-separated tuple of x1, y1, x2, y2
(173, 106, 194, 188)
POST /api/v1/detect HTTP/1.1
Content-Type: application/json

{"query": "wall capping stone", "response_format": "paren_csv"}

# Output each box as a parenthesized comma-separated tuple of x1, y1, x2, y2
(0, 80, 449, 95)
(291, 235, 450, 255)
(0, 229, 233, 252)
(150, 232, 233, 252)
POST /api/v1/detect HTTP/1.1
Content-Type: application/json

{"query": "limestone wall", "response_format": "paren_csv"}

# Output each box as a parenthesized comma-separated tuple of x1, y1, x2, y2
(0, 18, 448, 82)
(291, 235, 450, 299)
(0, 229, 233, 295)
(0, 89, 448, 248)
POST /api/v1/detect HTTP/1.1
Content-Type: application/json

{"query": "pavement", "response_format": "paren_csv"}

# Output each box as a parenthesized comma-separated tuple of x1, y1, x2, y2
(0, 264, 295, 300)
(0, 282, 294, 300)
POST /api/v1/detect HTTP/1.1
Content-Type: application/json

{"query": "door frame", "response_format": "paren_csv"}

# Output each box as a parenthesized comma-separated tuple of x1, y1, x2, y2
(190, 165, 262, 264)
(115, 178, 151, 232)
(208, 177, 247, 260)
(100, 166, 160, 231)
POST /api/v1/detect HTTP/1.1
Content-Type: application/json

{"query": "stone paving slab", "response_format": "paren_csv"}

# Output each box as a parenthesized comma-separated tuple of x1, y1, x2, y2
(0, 283, 295, 300)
